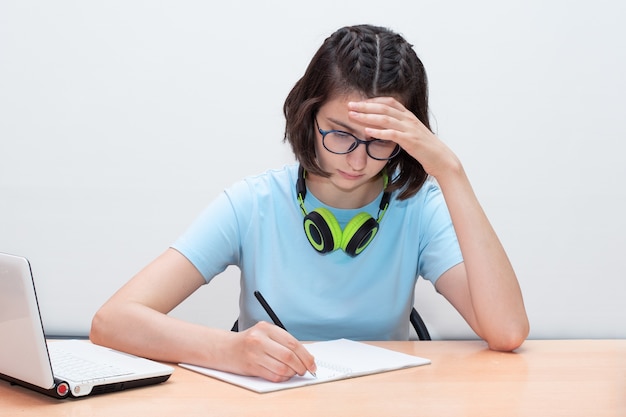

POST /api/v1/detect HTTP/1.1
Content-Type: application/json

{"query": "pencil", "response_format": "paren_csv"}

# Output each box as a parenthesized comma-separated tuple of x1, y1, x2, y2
(254, 290, 287, 330)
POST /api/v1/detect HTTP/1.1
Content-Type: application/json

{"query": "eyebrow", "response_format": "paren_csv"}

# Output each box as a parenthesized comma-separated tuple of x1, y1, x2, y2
(323, 116, 384, 142)
(325, 117, 361, 135)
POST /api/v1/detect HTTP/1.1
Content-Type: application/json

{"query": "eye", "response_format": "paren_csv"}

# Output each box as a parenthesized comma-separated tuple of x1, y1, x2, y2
(371, 139, 396, 147)
(331, 130, 353, 139)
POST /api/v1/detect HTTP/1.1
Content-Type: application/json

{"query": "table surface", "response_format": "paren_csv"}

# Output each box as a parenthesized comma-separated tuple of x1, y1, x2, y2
(1, 339, 624, 417)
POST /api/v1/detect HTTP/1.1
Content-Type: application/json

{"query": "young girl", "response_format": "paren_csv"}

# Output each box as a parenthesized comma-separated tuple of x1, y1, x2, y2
(91, 24, 529, 382)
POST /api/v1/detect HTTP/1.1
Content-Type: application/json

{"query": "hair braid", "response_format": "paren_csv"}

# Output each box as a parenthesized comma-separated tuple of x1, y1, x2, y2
(330, 26, 382, 95)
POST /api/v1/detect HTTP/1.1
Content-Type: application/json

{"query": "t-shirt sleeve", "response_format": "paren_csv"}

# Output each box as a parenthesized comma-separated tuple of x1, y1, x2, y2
(171, 181, 252, 283)
(417, 183, 464, 285)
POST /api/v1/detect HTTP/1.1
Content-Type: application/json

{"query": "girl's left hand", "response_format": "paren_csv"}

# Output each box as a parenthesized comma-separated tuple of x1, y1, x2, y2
(347, 97, 460, 180)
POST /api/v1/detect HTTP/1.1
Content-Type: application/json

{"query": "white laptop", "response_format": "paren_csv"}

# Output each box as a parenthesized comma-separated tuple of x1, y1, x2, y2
(0, 252, 173, 399)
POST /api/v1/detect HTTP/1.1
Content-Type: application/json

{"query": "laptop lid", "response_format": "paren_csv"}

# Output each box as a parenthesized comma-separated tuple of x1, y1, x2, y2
(0, 252, 173, 398)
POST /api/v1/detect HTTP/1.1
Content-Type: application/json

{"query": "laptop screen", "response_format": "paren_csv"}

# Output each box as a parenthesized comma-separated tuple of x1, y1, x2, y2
(0, 253, 55, 389)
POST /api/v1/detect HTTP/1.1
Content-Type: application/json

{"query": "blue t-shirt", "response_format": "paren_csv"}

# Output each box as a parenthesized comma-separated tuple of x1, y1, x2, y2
(173, 164, 463, 340)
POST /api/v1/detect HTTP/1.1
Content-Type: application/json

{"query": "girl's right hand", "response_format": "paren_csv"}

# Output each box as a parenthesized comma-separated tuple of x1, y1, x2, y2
(226, 321, 317, 382)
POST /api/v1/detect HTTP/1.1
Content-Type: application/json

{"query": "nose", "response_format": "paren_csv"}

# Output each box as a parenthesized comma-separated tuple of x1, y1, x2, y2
(346, 141, 368, 171)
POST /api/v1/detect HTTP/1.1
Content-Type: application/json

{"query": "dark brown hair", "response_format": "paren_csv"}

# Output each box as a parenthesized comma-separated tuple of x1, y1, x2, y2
(283, 24, 430, 200)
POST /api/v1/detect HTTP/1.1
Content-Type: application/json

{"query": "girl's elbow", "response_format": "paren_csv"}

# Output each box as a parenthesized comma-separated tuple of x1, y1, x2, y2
(89, 306, 114, 347)
(486, 320, 530, 352)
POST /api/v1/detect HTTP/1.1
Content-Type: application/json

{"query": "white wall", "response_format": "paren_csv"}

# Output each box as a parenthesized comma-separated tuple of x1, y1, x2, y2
(1, 0, 625, 339)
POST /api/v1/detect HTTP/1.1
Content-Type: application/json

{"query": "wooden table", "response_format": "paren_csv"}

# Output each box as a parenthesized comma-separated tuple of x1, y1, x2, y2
(1, 340, 624, 417)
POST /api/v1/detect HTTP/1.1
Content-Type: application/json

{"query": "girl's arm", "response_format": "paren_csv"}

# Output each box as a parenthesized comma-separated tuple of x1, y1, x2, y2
(90, 248, 316, 380)
(349, 97, 529, 351)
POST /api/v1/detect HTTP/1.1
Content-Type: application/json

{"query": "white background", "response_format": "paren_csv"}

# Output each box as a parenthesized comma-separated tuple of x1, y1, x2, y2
(1, 1, 625, 339)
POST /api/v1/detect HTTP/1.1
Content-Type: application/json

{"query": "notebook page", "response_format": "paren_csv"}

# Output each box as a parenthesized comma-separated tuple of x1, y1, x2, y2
(179, 339, 430, 393)
(305, 339, 430, 376)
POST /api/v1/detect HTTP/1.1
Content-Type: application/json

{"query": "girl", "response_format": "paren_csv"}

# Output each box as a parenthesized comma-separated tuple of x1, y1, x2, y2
(91, 24, 529, 382)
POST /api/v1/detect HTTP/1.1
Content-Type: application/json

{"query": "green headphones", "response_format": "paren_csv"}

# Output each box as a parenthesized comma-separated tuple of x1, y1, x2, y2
(296, 165, 391, 257)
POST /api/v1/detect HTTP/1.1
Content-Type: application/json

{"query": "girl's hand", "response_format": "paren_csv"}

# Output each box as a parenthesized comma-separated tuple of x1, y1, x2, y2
(348, 97, 461, 180)
(226, 321, 317, 382)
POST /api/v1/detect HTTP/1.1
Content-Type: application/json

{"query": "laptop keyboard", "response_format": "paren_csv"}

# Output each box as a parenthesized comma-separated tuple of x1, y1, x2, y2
(48, 344, 133, 382)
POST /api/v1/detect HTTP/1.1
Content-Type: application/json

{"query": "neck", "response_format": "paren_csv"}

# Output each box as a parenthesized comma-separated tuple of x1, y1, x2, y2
(305, 172, 385, 209)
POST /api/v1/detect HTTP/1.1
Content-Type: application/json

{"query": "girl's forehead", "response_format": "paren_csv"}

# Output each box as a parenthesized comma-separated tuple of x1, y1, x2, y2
(320, 92, 364, 111)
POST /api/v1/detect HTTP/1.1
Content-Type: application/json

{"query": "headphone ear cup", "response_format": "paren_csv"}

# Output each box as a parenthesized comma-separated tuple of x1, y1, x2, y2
(341, 213, 380, 257)
(303, 208, 342, 253)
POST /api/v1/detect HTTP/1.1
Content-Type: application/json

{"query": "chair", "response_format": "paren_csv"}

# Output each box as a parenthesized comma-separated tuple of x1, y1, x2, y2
(409, 307, 431, 341)
(231, 307, 431, 341)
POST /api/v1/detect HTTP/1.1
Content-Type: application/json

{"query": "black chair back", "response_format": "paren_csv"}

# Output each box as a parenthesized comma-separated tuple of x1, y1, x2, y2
(231, 307, 431, 340)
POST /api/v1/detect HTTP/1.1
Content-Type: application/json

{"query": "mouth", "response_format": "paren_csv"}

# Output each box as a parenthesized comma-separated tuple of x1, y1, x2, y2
(337, 170, 365, 180)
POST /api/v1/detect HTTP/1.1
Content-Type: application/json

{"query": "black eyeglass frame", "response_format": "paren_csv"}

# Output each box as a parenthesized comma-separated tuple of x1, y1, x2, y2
(315, 118, 401, 161)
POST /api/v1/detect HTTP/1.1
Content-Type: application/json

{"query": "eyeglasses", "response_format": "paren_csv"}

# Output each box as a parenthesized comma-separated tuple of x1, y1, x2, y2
(315, 118, 400, 161)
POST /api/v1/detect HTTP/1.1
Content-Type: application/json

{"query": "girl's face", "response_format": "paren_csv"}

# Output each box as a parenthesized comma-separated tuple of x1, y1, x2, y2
(311, 93, 388, 205)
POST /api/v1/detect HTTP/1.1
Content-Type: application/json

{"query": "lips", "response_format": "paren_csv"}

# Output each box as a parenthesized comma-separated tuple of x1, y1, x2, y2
(338, 170, 364, 180)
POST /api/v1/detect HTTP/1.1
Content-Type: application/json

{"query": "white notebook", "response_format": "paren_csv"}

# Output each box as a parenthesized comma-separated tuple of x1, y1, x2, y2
(179, 338, 430, 393)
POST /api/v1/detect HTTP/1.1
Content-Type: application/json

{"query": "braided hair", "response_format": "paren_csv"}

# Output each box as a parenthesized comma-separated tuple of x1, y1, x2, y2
(283, 25, 430, 200)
